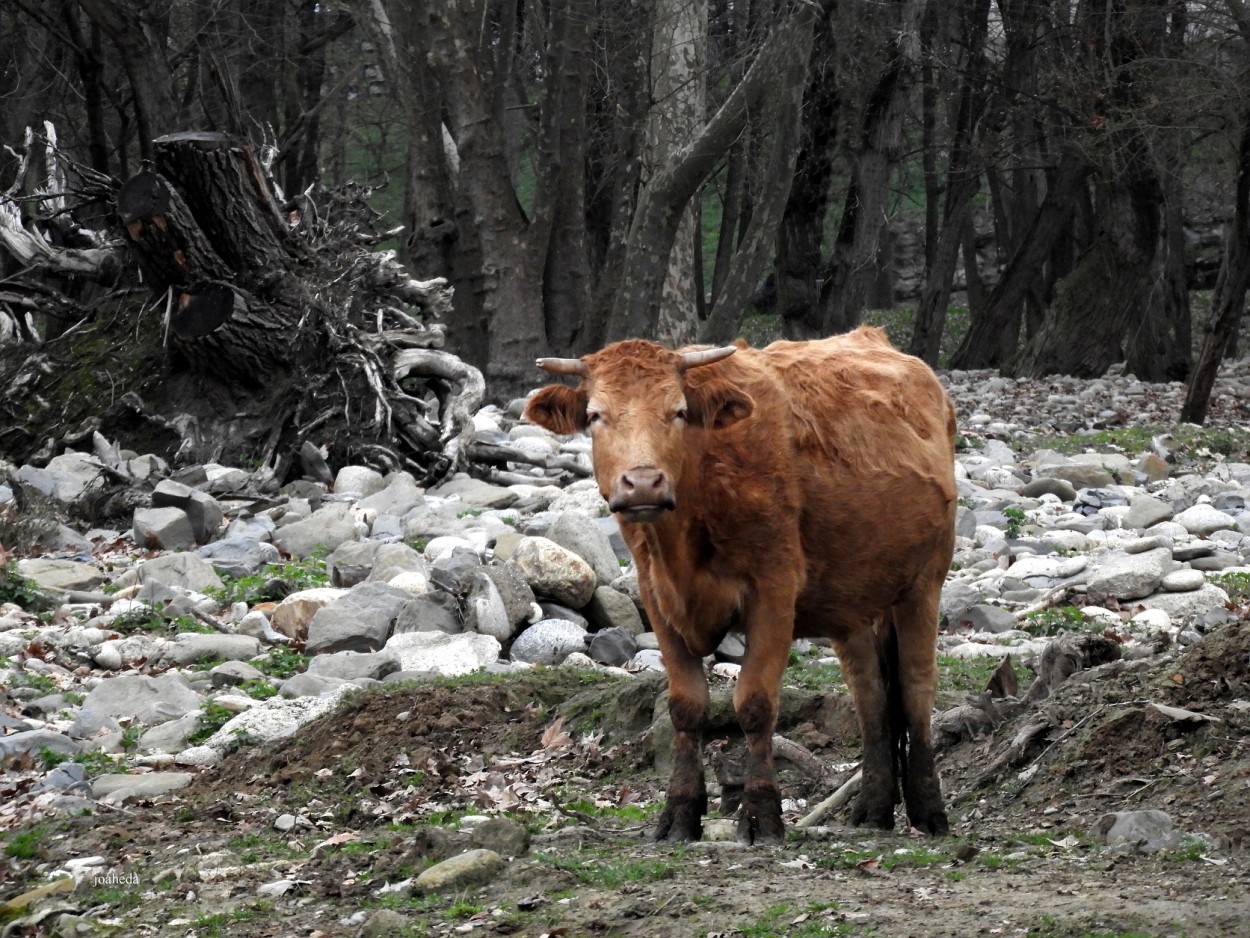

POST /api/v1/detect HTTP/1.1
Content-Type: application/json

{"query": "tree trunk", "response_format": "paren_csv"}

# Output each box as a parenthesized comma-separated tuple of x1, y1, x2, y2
(949, 148, 1089, 369)
(819, 0, 918, 336)
(1183, 115, 1250, 423)
(607, 0, 817, 342)
(908, 0, 990, 366)
(1011, 173, 1162, 378)
(775, 10, 838, 341)
(1125, 184, 1190, 382)
(645, 0, 708, 346)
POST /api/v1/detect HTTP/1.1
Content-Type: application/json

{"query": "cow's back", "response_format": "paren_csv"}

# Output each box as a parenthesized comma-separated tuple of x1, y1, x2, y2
(735, 327, 956, 636)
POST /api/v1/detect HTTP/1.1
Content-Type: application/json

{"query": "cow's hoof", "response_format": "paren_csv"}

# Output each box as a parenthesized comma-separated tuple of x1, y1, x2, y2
(849, 795, 896, 831)
(907, 807, 950, 836)
(654, 799, 704, 842)
(737, 787, 785, 846)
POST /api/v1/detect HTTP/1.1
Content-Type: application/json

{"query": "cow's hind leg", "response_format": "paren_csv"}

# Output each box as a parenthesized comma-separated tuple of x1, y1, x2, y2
(892, 592, 949, 835)
(835, 623, 898, 830)
(653, 640, 710, 842)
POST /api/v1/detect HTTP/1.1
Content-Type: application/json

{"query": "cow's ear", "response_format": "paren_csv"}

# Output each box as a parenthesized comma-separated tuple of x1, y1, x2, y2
(524, 385, 589, 434)
(686, 378, 754, 429)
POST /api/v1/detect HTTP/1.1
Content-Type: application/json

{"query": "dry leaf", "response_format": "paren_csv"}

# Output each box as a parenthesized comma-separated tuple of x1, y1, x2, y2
(541, 717, 574, 750)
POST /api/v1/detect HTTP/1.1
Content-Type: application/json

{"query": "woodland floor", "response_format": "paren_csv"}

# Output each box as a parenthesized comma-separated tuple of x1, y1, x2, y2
(5, 617, 1250, 938)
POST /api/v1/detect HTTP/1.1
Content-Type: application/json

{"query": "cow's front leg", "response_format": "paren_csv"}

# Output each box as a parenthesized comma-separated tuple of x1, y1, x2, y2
(653, 636, 710, 842)
(734, 595, 795, 845)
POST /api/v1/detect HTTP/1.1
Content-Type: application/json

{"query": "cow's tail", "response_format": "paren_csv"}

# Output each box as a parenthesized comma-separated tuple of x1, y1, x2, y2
(879, 610, 907, 803)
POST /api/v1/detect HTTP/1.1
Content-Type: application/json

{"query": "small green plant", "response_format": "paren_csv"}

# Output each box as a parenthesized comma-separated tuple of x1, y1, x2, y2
(1002, 506, 1028, 539)
(448, 899, 482, 919)
(0, 562, 50, 610)
(240, 678, 279, 700)
(456, 508, 483, 519)
(189, 701, 237, 745)
(10, 670, 57, 694)
(1021, 606, 1089, 636)
(209, 552, 330, 606)
(38, 746, 123, 777)
(3, 826, 46, 859)
(254, 647, 309, 679)
(1210, 570, 1250, 605)
(109, 606, 168, 632)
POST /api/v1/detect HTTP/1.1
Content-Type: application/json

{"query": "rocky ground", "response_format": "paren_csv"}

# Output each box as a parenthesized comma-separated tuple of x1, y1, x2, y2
(4, 361, 1250, 937)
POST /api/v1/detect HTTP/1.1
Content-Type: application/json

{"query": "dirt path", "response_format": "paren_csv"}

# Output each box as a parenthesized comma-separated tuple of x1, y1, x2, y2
(4, 628, 1250, 937)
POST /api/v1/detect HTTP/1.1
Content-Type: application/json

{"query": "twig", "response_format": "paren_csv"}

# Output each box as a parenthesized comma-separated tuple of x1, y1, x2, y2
(796, 769, 861, 828)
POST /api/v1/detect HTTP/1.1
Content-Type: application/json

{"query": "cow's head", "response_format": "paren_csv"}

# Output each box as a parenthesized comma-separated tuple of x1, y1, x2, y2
(524, 340, 755, 522)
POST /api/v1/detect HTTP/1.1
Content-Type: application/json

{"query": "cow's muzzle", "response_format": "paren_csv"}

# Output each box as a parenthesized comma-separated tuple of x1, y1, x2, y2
(609, 467, 676, 522)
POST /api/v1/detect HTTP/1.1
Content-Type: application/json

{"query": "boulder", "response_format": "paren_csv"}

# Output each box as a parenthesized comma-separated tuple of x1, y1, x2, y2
(273, 501, 360, 558)
(306, 581, 415, 654)
(509, 536, 597, 608)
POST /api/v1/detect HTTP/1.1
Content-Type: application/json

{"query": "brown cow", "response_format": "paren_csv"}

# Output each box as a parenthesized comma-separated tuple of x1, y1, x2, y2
(524, 326, 956, 843)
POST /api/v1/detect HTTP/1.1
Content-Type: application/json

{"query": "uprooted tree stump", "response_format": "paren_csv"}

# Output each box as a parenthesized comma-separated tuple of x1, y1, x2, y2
(1, 128, 481, 485)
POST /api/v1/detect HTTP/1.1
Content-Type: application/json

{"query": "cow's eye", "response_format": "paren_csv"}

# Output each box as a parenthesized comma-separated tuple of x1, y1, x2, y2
(587, 410, 603, 426)
(672, 407, 688, 423)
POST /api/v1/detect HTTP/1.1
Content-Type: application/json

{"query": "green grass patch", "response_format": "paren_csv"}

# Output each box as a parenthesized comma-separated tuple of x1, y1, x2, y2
(536, 848, 683, 888)
(1210, 571, 1250, 605)
(3, 825, 47, 860)
(783, 657, 846, 693)
(937, 655, 1002, 694)
(737, 901, 850, 937)
(208, 552, 330, 607)
(1021, 606, 1091, 636)
(38, 746, 124, 777)
(253, 647, 310, 680)
(188, 701, 238, 745)
(0, 562, 52, 610)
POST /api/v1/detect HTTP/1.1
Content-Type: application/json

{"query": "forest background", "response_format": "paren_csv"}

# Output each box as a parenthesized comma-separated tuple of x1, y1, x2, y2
(3, 0, 1250, 473)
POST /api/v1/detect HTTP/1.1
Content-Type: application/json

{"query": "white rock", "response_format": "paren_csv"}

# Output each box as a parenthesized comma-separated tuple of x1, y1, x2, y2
(1173, 503, 1237, 536)
(1160, 569, 1206, 592)
(384, 631, 501, 676)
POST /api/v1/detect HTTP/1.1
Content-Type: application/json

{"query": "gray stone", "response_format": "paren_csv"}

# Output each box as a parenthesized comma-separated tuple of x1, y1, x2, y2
(160, 633, 262, 666)
(361, 909, 412, 938)
(132, 506, 196, 551)
(115, 552, 224, 593)
(306, 580, 415, 654)
(1089, 809, 1180, 852)
(307, 650, 399, 681)
(629, 648, 666, 671)
(1034, 463, 1116, 489)
(91, 771, 194, 803)
(1122, 495, 1174, 531)
(15, 558, 105, 594)
(1160, 569, 1206, 593)
(587, 626, 639, 667)
(403, 501, 470, 541)
(273, 501, 360, 558)
(430, 547, 483, 594)
(510, 536, 597, 608)
(384, 631, 501, 676)
(468, 818, 530, 858)
(1173, 503, 1237, 536)
(547, 512, 621, 585)
(0, 729, 81, 764)
(415, 848, 504, 894)
(77, 673, 202, 727)
(358, 473, 425, 518)
(584, 585, 645, 636)
(509, 618, 588, 665)
(270, 587, 348, 641)
(223, 514, 277, 542)
(1188, 550, 1242, 572)
(955, 604, 1019, 634)
(197, 537, 281, 578)
(334, 465, 386, 497)
(17, 452, 106, 503)
(279, 672, 352, 697)
(463, 571, 515, 642)
(940, 580, 983, 624)
(1019, 477, 1077, 501)
(210, 660, 266, 687)
(538, 602, 589, 630)
(368, 542, 429, 584)
(432, 477, 519, 510)
(327, 539, 379, 588)
(1085, 547, 1174, 604)
(34, 762, 90, 794)
(1135, 583, 1230, 620)
(954, 505, 978, 539)
(393, 592, 462, 635)
(137, 712, 201, 753)
(152, 479, 223, 543)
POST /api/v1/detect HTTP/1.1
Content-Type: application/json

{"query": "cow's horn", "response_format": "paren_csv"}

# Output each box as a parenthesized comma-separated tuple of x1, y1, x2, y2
(536, 357, 589, 376)
(679, 346, 737, 370)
